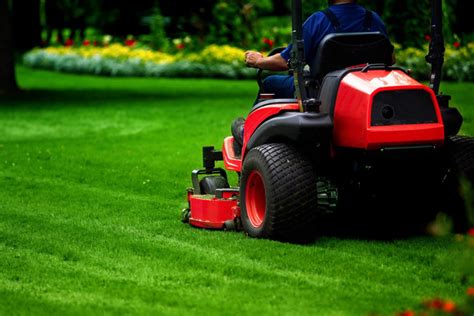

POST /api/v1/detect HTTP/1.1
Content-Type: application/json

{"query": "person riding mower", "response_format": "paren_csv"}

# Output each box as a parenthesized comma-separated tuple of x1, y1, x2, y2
(182, 0, 473, 243)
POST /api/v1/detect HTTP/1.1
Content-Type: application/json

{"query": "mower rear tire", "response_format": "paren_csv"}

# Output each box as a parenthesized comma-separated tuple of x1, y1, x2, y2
(447, 135, 474, 180)
(240, 143, 319, 243)
(444, 135, 474, 232)
(199, 176, 229, 195)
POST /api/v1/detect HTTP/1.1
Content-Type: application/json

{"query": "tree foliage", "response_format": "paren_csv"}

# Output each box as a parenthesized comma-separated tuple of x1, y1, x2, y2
(0, 0, 19, 94)
(208, 0, 273, 47)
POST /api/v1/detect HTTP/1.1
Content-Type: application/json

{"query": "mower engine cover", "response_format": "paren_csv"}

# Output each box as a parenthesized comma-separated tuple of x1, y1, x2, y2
(320, 68, 445, 150)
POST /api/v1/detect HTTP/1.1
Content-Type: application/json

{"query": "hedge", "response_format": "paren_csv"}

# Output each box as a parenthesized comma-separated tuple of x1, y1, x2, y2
(23, 44, 255, 79)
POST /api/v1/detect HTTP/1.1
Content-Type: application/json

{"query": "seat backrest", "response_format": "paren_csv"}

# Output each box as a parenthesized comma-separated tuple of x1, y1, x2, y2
(310, 32, 394, 79)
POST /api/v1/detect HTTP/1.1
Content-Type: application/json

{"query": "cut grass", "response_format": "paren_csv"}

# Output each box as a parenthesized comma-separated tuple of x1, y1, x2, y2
(0, 66, 472, 315)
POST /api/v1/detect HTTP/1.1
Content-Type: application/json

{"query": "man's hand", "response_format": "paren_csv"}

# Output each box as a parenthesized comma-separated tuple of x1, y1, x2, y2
(244, 51, 289, 71)
(245, 51, 264, 68)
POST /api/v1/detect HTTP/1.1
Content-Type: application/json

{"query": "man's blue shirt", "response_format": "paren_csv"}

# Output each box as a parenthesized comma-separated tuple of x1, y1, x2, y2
(280, 4, 388, 64)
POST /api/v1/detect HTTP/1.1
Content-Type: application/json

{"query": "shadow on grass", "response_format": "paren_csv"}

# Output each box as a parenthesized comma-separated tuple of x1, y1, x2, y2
(315, 203, 442, 242)
(0, 87, 255, 109)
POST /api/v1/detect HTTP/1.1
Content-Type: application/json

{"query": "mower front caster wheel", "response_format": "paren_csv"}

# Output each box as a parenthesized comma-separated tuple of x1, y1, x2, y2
(181, 208, 190, 223)
(199, 176, 229, 195)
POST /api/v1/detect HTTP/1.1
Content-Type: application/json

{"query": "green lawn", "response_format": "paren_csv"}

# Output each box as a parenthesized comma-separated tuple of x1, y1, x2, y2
(0, 66, 472, 315)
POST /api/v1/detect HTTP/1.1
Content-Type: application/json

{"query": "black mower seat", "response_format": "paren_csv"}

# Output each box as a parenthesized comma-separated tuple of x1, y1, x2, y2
(310, 32, 394, 80)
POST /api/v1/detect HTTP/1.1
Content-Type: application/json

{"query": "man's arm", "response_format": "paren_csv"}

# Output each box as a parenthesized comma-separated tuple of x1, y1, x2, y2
(245, 51, 289, 71)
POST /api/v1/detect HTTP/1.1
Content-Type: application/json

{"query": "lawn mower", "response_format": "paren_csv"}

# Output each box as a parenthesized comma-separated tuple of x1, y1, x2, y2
(182, 0, 474, 242)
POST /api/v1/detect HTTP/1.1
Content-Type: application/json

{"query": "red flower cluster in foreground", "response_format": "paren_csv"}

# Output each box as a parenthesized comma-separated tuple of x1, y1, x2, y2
(467, 287, 474, 296)
(423, 298, 457, 313)
(453, 41, 461, 48)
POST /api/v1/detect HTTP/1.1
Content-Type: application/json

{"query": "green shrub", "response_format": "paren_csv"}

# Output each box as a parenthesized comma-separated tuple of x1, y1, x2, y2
(208, 0, 273, 48)
(148, 7, 169, 51)
(395, 43, 474, 82)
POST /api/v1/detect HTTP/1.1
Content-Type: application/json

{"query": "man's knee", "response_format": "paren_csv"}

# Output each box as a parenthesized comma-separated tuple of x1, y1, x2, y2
(262, 75, 294, 98)
(262, 75, 280, 92)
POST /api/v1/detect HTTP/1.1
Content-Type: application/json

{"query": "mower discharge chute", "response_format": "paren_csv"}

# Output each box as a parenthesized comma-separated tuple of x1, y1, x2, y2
(182, 0, 473, 242)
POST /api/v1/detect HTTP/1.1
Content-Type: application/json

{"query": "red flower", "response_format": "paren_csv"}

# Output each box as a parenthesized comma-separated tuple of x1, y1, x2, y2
(176, 43, 185, 50)
(424, 34, 432, 41)
(453, 41, 461, 48)
(93, 40, 98, 47)
(64, 38, 74, 47)
(263, 37, 274, 48)
(83, 39, 90, 46)
(398, 310, 415, 316)
(125, 39, 137, 47)
(442, 300, 456, 313)
(467, 228, 474, 236)
(467, 287, 474, 296)
(425, 298, 444, 309)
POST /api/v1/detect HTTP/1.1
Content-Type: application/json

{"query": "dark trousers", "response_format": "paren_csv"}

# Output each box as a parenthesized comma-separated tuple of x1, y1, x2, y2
(255, 75, 295, 105)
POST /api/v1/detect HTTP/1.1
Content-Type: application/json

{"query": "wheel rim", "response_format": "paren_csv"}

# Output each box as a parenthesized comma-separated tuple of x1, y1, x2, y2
(246, 170, 266, 228)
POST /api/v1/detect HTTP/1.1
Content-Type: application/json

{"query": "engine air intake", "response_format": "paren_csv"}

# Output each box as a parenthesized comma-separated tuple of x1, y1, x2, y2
(371, 89, 438, 126)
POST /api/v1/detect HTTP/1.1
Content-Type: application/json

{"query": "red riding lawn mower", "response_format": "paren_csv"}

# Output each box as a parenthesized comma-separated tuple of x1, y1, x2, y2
(182, 0, 474, 242)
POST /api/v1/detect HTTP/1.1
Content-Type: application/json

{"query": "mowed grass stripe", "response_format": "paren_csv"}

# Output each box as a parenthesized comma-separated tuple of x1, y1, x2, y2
(0, 66, 472, 314)
(0, 181, 462, 314)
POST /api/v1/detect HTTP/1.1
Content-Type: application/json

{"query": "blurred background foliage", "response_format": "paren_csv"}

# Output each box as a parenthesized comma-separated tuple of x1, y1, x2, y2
(9, 0, 474, 51)
(4, 0, 474, 82)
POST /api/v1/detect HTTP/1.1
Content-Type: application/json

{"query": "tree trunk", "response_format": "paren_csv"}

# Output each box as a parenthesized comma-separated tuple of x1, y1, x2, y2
(12, 0, 41, 51)
(0, 0, 19, 95)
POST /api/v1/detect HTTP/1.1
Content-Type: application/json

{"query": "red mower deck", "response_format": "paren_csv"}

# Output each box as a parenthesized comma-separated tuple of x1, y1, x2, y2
(185, 188, 240, 230)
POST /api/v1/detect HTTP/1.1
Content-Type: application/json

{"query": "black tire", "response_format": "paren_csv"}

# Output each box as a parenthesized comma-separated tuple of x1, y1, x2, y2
(240, 143, 319, 243)
(444, 135, 474, 232)
(448, 136, 474, 180)
(199, 176, 229, 195)
(223, 220, 236, 231)
(181, 208, 190, 223)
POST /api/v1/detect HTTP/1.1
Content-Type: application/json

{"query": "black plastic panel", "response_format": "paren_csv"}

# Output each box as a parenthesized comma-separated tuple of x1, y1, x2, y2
(371, 89, 438, 126)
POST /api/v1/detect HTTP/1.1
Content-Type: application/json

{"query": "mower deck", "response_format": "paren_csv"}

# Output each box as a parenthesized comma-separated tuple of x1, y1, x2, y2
(186, 188, 240, 230)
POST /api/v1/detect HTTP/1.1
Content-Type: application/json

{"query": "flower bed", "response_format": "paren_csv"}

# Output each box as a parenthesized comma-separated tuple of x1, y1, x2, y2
(395, 43, 474, 82)
(23, 42, 474, 81)
(23, 44, 255, 79)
